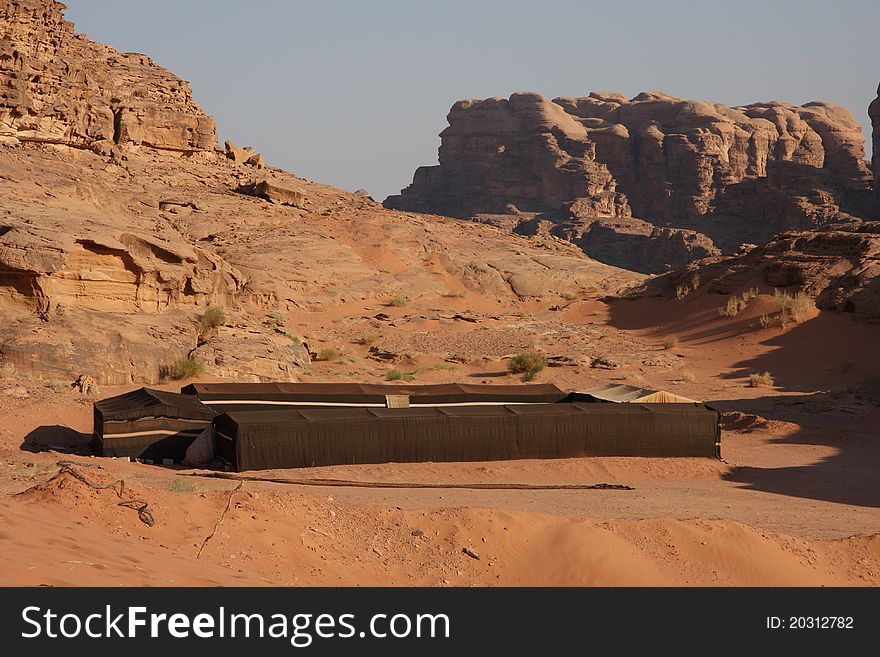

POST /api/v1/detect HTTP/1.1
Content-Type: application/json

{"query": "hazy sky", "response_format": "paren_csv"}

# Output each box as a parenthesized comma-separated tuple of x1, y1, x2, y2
(64, 0, 878, 201)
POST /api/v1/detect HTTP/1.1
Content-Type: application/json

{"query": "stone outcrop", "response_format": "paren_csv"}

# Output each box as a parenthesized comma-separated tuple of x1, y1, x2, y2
(653, 220, 880, 322)
(386, 91, 874, 267)
(0, 0, 216, 152)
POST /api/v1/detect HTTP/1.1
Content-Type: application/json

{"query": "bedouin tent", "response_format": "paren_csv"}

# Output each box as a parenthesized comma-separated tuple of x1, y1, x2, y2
(93, 388, 215, 461)
(214, 402, 721, 471)
(180, 382, 568, 413)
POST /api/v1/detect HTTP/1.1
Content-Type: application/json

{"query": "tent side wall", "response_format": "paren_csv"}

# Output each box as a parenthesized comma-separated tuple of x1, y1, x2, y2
(216, 403, 720, 471)
(96, 415, 213, 460)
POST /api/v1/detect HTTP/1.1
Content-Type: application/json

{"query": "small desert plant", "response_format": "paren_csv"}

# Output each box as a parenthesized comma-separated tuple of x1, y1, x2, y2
(749, 371, 775, 388)
(389, 296, 409, 307)
(663, 335, 679, 350)
(165, 478, 201, 493)
(445, 290, 466, 298)
(170, 356, 203, 380)
(199, 306, 226, 331)
(680, 370, 697, 382)
(431, 362, 459, 372)
(359, 333, 379, 346)
(267, 310, 285, 323)
(385, 368, 414, 382)
(559, 291, 577, 300)
(719, 295, 746, 318)
(759, 313, 773, 328)
(284, 332, 301, 343)
(719, 288, 760, 318)
(316, 348, 339, 362)
(774, 289, 812, 327)
(675, 284, 690, 301)
(507, 350, 547, 382)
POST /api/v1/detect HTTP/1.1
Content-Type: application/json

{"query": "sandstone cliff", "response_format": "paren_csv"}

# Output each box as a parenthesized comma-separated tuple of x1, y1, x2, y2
(0, 1, 639, 384)
(386, 91, 875, 270)
(0, 0, 216, 152)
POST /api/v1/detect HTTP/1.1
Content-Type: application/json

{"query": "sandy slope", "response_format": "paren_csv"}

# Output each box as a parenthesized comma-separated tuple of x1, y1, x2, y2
(1, 294, 878, 586)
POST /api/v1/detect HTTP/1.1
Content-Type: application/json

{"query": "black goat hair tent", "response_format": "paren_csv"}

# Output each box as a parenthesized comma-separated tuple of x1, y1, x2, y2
(214, 402, 721, 471)
(94, 388, 215, 461)
(180, 382, 568, 412)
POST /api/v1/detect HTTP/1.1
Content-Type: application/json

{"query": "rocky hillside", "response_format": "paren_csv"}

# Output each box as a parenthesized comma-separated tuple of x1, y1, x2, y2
(0, 0, 638, 385)
(386, 91, 876, 272)
(642, 220, 880, 323)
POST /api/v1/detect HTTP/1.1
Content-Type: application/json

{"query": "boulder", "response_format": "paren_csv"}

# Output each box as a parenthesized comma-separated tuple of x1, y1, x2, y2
(252, 180, 308, 208)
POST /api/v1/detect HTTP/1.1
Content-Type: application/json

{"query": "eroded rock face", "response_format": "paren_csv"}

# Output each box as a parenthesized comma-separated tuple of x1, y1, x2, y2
(654, 221, 880, 322)
(386, 91, 874, 264)
(0, 0, 216, 151)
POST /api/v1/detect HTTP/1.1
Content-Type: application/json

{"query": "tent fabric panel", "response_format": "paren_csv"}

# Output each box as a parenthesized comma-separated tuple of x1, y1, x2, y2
(217, 403, 720, 471)
(180, 382, 568, 409)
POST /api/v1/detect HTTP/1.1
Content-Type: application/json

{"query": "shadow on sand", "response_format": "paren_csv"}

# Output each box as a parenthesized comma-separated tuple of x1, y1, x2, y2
(713, 389, 880, 509)
(20, 425, 93, 455)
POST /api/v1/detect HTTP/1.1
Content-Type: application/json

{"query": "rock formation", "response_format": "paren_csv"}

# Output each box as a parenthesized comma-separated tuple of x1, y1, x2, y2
(0, 0, 216, 152)
(0, 1, 640, 384)
(386, 91, 875, 270)
(652, 220, 880, 322)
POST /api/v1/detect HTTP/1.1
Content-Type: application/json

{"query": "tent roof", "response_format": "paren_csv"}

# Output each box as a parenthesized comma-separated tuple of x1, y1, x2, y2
(181, 382, 564, 397)
(180, 382, 568, 406)
(575, 383, 698, 404)
(95, 387, 215, 421)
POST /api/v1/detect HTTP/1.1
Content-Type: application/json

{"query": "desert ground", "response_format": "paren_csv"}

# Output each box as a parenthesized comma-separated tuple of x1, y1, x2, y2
(1, 0, 878, 588)
(2, 292, 878, 587)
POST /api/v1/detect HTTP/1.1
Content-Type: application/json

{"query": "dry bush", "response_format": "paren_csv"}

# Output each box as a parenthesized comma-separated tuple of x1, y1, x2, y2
(359, 333, 379, 346)
(749, 371, 775, 388)
(316, 348, 339, 362)
(663, 335, 679, 350)
(774, 289, 812, 327)
(680, 371, 697, 382)
(507, 351, 547, 382)
(389, 296, 409, 307)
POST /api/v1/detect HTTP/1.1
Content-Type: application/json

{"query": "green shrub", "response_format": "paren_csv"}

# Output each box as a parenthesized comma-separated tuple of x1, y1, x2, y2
(389, 296, 409, 307)
(284, 332, 301, 343)
(267, 310, 285, 323)
(749, 371, 775, 388)
(200, 306, 226, 331)
(170, 357, 203, 380)
(385, 368, 414, 382)
(507, 351, 547, 382)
